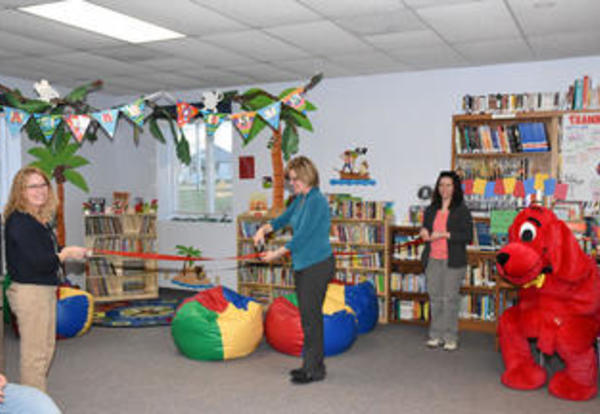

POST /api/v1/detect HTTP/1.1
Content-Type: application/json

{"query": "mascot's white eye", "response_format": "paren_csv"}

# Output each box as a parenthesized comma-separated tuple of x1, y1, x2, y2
(519, 222, 537, 242)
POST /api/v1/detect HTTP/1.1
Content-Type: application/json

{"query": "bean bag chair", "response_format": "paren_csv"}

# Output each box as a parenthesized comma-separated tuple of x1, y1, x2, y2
(265, 284, 358, 357)
(344, 282, 379, 334)
(56, 286, 94, 339)
(171, 286, 263, 360)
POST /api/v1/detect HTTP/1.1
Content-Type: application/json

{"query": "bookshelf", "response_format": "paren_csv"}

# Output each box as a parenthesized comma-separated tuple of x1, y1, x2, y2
(237, 197, 392, 323)
(84, 213, 158, 302)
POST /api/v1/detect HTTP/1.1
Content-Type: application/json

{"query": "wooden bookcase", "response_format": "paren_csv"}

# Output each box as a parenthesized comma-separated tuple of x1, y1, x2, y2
(84, 213, 158, 302)
(237, 204, 392, 323)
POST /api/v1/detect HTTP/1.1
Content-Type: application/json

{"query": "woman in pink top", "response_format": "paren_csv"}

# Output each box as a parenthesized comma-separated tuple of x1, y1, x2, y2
(420, 171, 472, 351)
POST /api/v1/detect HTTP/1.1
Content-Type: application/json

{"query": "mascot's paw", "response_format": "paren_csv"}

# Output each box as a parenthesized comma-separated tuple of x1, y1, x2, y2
(548, 371, 598, 401)
(501, 363, 547, 390)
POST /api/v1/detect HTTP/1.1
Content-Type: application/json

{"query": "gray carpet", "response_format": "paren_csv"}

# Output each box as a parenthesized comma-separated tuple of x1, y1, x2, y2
(3, 315, 600, 413)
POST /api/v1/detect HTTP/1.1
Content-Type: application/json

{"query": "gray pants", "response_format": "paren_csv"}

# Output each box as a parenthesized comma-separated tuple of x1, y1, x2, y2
(425, 259, 465, 343)
(293, 256, 335, 376)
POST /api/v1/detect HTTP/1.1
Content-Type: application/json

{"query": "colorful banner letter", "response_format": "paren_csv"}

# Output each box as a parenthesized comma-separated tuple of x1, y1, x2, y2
(120, 98, 146, 127)
(281, 88, 307, 114)
(64, 114, 91, 143)
(257, 101, 282, 130)
(230, 112, 256, 141)
(176, 101, 199, 127)
(205, 113, 226, 137)
(4, 107, 31, 136)
(34, 114, 61, 141)
(91, 109, 119, 137)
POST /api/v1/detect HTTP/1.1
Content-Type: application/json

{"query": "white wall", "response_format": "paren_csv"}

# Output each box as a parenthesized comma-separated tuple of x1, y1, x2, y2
(5, 55, 600, 290)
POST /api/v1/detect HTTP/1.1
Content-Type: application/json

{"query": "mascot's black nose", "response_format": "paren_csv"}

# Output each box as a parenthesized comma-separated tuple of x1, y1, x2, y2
(497, 252, 510, 266)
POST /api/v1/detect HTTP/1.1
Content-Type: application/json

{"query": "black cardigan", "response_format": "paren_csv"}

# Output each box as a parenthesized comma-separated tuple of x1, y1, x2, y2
(5, 211, 61, 286)
(420, 202, 473, 269)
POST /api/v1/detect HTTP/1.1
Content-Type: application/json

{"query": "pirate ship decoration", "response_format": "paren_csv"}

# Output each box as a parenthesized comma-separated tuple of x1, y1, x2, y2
(331, 147, 376, 186)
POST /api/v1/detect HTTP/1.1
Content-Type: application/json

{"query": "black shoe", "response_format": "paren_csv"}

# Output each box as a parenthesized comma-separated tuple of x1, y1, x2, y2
(290, 371, 325, 384)
(289, 368, 305, 377)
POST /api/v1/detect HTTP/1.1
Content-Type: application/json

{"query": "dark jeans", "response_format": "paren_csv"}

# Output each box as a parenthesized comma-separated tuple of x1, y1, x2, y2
(293, 255, 335, 376)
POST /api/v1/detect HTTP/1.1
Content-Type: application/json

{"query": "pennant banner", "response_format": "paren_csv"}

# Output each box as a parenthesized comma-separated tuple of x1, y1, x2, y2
(34, 114, 62, 141)
(4, 107, 31, 136)
(205, 113, 226, 137)
(257, 101, 282, 130)
(176, 101, 199, 127)
(65, 114, 91, 143)
(120, 98, 146, 127)
(91, 109, 119, 138)
(281, 87, 307, 114)
(230, 112, 256, 141)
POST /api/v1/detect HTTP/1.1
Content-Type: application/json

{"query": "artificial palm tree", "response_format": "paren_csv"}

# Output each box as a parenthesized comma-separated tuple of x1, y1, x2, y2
(234, 74, 322, 213)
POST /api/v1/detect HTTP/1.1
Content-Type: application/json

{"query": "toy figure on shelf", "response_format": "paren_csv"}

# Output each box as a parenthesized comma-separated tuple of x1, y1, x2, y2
(248, 192, 269, 217)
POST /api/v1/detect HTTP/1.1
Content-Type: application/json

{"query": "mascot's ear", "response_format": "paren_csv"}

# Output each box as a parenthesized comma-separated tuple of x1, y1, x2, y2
(546, 219, 589, 282)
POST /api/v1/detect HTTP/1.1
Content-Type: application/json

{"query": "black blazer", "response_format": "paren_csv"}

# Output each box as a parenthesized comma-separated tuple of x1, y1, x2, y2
(420, 202, 472, 269)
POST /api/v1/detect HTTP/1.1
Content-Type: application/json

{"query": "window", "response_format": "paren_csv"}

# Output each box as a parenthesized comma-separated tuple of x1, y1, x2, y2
(0, 117, 22, 207)
(163, 120, 233, 219)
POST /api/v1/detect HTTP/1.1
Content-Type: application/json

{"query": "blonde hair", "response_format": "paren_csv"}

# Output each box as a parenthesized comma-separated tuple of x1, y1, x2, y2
(4, 166, 57, 224)
(285, 156, 320, 188)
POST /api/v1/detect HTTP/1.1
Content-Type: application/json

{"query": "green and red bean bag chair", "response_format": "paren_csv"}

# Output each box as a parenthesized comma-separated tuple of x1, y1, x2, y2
(171, 286, 263, 360)
(265, 283, 358, 357)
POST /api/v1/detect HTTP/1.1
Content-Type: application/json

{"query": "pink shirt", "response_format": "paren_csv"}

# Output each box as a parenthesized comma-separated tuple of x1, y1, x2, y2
(430, 209, 449, 260)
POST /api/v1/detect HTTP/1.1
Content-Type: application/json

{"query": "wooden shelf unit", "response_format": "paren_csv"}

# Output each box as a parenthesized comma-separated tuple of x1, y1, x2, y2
(236, 210, 392, 323)
(84, 213, 158, 302)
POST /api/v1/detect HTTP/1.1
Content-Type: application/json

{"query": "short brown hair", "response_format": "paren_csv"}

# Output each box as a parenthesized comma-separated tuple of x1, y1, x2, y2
(3, 166, 57, 224)
(285, 156, 319, 188)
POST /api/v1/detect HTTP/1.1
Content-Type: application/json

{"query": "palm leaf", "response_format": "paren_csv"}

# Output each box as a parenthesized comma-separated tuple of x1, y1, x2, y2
(148, 117, 166, 144)
(282, 123, 299, 161)
(27, 146, 53, 164)
(283, 109, 313, 132)
(63, 169, 89, 192)
(29, 161, 54, 177)
(65, 155, 90, 169)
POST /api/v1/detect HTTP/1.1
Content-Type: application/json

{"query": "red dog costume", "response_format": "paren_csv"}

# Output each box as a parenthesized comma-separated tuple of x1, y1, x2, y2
(496, 206, 600, 401)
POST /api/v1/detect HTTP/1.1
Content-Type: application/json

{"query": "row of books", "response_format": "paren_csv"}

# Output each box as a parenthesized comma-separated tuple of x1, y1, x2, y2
(462, 92, 561, 114)
(390, 272, 426, 293)
(464, 262, 497, 287)
(238, 264, 293, 286)
(393, 235, 423, 260)
(89, 237, 156, 253)
(327, 193, 392, 220)
(332, 223, 385, 244)
(390, 299, 429, 322)
(459, 294, 495, 321)
(84, 215, 156, 235)
(567, 76, 600, 110)
(455, 122, 548, 154)
(334, 250, 383, 269)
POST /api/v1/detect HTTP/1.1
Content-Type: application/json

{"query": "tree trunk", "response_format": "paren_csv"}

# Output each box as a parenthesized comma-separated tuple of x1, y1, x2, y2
(271, 128, 284, 214)
(56, 182, 65, 246)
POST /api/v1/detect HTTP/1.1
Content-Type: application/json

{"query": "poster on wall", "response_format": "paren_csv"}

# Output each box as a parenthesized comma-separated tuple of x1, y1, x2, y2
(561, 113, 600, 201)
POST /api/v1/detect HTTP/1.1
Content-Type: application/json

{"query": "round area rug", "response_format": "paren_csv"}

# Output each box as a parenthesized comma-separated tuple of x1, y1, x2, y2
(94, 299, 180, 327)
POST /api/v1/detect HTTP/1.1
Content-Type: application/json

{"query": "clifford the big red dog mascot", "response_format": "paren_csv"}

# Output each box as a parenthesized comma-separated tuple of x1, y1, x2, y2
(495, 205, 600, 401)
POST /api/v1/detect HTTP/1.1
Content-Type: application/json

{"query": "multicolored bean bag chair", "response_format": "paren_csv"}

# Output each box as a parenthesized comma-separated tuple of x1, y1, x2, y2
(56, 286, 94, 339)
(265, 283, 358, 357)
(344, 281, 379, 334)
(171, 286, 263, 361)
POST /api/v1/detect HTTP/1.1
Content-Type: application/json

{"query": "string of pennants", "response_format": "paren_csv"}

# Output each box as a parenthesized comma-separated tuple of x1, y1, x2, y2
(463, 174, 569, 200)
(2, 84, 307, 144)
(3, 98, 145, 143)
(176, 86, 307, 141)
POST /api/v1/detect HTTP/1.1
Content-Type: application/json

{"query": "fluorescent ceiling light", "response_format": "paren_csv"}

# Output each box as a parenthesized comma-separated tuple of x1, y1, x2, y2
(20, 0, 185, 43)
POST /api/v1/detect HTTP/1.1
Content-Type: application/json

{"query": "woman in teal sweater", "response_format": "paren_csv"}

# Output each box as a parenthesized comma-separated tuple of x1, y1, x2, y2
(254, 156, 334, 384)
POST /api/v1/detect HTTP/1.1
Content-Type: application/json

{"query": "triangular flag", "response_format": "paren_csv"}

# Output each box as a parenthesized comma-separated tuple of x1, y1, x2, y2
(503, 177, 516, 194)
(176, 101, 199, 127)
(544, 178, 557, 196)
(64, 114, 91, 143)
(513, 180, 525, 198)
(462, 179, 474, 195)
(473, 178, 486, 195)
(534, 173, 549, 191)
(484, 181, 496, 198)
(91, 109, 119, 137)
(494, 178, 505, 195)
(230, 112, 256, 141)
(34, 114, 61, 141)
(523, 178, 536, 195)
(120, 98, 146, 128)
(204, 113, 226, 137)
(257, 101, 282, 130)
(281, 88, 307, 114)
(555, 183, 569, 200)
(4, 107, 31, 136)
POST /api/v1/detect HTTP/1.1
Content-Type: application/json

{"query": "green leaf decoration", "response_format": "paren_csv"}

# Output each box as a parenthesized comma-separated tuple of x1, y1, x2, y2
(63, 169, 89, 192)
(27, 147, 53, 164)
(282, 123, 299, 161)
(244, 115, 268, 144)
(29, 161, 53, 178)
(304, 100, 317, 112)
(278, 87, 298, 99)
(284, 109, 313, 132)
(65, 85, 89, 102)
(133, 125, 140, 145)
(25, 118, 45, 144)
(148, 117, 166, 143)
(176, 133, 191, 165)
(65, 155, 90, 169)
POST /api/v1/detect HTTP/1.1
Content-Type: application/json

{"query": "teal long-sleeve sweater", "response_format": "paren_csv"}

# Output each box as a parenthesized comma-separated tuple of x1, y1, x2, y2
(270, 187, 332, 271)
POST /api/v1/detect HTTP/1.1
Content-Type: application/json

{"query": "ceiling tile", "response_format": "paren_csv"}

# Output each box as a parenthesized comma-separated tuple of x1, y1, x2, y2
(529, 30, 600, 60)
(507, 0, 600, 37)
(266, 21, 372, 55)
(47, 52, 145, 76)
(137, 72, 200, 89)
(327, 51, 412, 74)
(454, 37, 534, 65)
(104, 76, 159, 94)
(298, 0, 405, 18)
(93, 0, 247, 36)
(0, 30, 70, 56)
(142, 57, 201, 72)
(91, 45, 171, 63)
(229, 63, 301, 83)
(143, 38, 258, 66)
(335, 9, 425, 36)
(416, 0, 521, 43)
(248, 58, 351, 78)
(175, 67, 256, 87)
(192, 0, 321, 27)
(403, 0, 482, 9)
(0, 10, 125, 49)
(366, 30, 445, 50)
(0, 0, 51, 8)
(202, 30, 310, 61)
(387, 44, 468, 68)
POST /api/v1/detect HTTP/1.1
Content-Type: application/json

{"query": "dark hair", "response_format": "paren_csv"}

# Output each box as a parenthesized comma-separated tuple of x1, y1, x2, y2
(430, 170, 463, 209)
